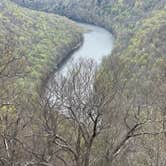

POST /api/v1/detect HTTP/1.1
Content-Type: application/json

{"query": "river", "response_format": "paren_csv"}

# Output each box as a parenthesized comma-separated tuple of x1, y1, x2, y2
(47, 22, 114, 101)
(58, 22, 114, 74)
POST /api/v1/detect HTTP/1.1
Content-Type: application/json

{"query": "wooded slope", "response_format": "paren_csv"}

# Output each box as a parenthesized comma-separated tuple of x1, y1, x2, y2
(0, 0, 82, 91)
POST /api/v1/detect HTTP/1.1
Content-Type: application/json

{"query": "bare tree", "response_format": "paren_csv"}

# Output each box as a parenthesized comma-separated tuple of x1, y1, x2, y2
(41, 59, 115, 166)
(0, 45, 165, 166)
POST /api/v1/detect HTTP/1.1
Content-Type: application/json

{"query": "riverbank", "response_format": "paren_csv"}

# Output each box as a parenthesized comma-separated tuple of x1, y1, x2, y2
(40, 34, 83, 95)
(0, 0, 85, 97)
(58, 22, 114, 75)
(38, 22, 114, 96)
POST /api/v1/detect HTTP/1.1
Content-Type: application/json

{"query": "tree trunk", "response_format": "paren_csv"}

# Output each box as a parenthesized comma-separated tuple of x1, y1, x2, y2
(84, 147, 91, 166)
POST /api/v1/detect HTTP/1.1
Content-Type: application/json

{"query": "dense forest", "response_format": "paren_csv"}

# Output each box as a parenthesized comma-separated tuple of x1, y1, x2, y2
(0, 0, 83, 91)
(0, 0, 166, 165)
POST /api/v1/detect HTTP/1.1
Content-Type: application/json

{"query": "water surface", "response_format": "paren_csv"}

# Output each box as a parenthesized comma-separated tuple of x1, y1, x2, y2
(59, 22, 114, 74)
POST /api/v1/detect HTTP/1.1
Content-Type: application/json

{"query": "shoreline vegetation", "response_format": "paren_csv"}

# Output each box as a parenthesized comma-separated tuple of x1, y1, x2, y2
(0, 0, 84, 94)
(40, 36, 83, 95)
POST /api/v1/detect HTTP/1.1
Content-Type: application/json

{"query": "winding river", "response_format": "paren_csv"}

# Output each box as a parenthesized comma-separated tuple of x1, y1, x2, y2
(47, 22, 114, 100)
(58, 22, 114, 74)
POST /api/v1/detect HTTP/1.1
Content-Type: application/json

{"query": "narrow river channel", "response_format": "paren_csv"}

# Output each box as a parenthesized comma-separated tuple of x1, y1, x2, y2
(58, 22, 114, 74)
(47, 22, 114, 101)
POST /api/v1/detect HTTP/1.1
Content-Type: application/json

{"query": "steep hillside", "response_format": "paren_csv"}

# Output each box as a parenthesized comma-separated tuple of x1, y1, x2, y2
(12, 0, 166, 60)
(103, 9, 166, 97)
(0, 1, 166, 165)
(122, 10, 165, 65)
(0, 0, 83, 91)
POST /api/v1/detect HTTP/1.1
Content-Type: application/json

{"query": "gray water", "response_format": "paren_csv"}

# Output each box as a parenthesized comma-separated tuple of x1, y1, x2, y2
(59, 22, 114, 74)
(48, 22, 114, 102)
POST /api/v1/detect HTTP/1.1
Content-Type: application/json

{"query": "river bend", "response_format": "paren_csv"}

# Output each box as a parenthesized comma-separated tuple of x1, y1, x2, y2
(58, 22, 114, 74)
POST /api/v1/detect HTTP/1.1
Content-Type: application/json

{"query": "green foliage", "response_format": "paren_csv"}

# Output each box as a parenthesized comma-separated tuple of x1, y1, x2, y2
(0, 0, 82, 91)
(122, 10, 166, 69)
(9, 0, 166, 104)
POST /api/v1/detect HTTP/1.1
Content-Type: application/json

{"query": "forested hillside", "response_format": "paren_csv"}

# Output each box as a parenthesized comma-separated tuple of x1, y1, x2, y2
(0, 0, 166, 165)
(0, 2, 83, 163)
(0, 0, 82, 91)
